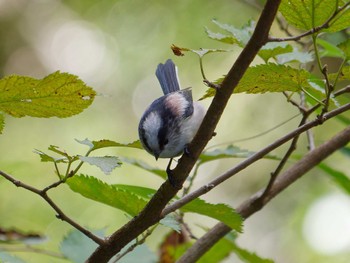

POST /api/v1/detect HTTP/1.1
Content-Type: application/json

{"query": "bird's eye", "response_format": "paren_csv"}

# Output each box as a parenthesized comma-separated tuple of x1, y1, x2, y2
(164, 138, 169, 145)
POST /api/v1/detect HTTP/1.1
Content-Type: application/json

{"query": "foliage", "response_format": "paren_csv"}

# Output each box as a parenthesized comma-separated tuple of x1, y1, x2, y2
(0, 1, 350, 263)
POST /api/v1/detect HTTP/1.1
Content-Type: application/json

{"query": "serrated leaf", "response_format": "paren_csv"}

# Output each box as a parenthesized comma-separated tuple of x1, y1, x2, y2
(235, 64, 309, 93)
(276, 49, 314, 64)
(78, 156, 122, 175)
(67, 175, 147, 216)
(319, 163, 350, 195)
(0, 113, 4, 134)
(76, 138, 143, 152)
(199, 145, 279, 164)
(207, 20, 255, 46)
(229, 242, 274, 263)
(317, 38, 345, 58)
(324, 5, 350, 33)
(279, 0, 336, 31)
(33, 149, 68, 163)
(60, 229, 102, 263)
(0, 71, 96, 118)
(191, 48, 229, 57)
(121, 157, 167, 179)
(258, 42, 293, 63)
(182, 199, 243, 232)
(305, 79, 339, 108)
(202, 64, 320, 99)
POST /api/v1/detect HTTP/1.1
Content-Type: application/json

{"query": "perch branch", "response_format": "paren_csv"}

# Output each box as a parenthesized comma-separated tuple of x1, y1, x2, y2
(177, 125, 350, 263)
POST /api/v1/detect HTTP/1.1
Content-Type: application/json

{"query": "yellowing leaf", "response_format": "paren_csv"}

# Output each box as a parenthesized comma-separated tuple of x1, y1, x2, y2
(235, 64, 308, 93)
(280, 0, 336, 30)
(0, 71, 96, 118)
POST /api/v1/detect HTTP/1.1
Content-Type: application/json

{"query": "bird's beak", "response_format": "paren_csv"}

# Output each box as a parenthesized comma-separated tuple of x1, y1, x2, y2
(154, 153, 160, 161)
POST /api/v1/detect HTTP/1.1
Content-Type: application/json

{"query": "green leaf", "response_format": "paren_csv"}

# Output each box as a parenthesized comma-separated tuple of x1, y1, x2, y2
(328, 65, 350, 82)
(182, 199, 243, 233)
(229, 242, 274, 263)
(276, 49, 314, 64)
(340, 147, 350, 157)
(0, 71, 96, 118)
(67, 175, 148, 216)
(78, 156, 122, 175)
(201, 64, 309, 99)
(0, 113, 4, 134)
(76, 138, 143, 152)
(33, 149, 68, 163)
(324, 5, 350, 33)
(234, 64, 308, 93)
(317, 38, 345, 58)
(199, 145, 279, 164)
(206, 20, 255, 46)
(319, 163, 350, 195)
(279, 0, 336, 30)
(258, 42, 293, 63)
(60, 229, 102, 263)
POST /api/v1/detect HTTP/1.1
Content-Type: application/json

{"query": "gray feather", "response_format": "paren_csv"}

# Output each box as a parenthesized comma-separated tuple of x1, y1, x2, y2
(156, 59, 180, 94)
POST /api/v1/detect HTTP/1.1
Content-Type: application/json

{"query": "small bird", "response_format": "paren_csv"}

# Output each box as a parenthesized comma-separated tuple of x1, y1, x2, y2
(138, 59, 206, 185)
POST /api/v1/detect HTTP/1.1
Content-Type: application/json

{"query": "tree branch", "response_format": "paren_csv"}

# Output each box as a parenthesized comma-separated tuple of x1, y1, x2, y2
(87, 0, 282, 262)
(0, 170, 104, 245)
(268, 1, 350, 42)
(177, 125, 350, 263)
(162, 102, 350, 216)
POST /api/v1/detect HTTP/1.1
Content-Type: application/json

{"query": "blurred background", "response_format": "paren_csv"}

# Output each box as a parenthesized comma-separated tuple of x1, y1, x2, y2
(0, 0, 349, 262)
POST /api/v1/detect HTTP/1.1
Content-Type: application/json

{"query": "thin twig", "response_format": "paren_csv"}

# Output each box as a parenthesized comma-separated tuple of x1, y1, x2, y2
(269, 1, 350, 43)
(177, 125, 350, 263)
(0, 170, 104, 245)
(161, 102, 350, 216)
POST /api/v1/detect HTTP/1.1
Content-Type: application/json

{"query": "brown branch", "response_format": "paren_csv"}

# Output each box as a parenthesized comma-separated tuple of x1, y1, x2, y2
(162, 102, 350, 215)
(269, 1, 350, 42)
(86, 0, 282, 262)
(0, 170, 104, 245)
(177, 125, 350, 263)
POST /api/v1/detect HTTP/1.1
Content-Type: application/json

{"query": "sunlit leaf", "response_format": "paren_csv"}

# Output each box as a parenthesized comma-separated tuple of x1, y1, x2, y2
(0, 71, 96, 118)
(78, 156, 122, 175)
(279, 0, 336, 30)
(76, 138, 143, 152)
(258, 42, 293, 63)
(234, 64, 308, 93)
(67, 175, 148, 216)
(201, 64, 309, 99)
(182, 199, 243, 232)
(319, 163, 350, 194)
(199, 145, 278, 164)
(324, 5, 350, 33)
(60, 229, 103, 263)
